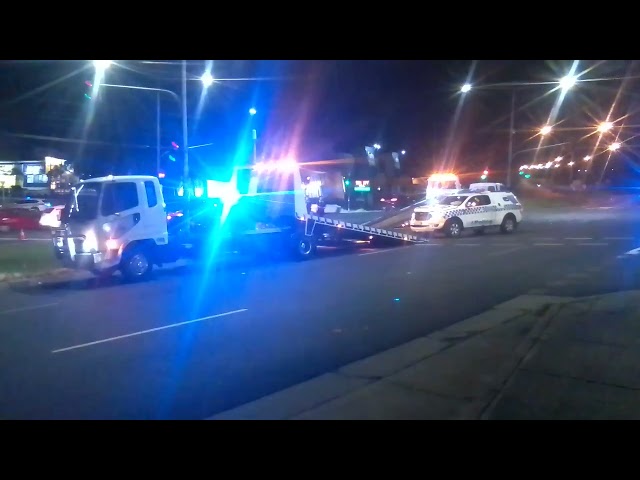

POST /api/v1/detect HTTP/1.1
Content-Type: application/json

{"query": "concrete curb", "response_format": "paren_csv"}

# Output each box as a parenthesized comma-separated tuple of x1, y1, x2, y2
(207, 294, 576, 420)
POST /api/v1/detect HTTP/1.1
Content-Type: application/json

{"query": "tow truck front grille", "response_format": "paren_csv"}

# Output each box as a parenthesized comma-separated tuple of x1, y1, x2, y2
(414, 212, 431, 221)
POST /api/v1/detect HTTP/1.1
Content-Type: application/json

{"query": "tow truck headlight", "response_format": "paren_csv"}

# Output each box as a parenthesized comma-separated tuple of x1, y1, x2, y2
(84, 230, 99, 252)
(105, 238, 119, 250)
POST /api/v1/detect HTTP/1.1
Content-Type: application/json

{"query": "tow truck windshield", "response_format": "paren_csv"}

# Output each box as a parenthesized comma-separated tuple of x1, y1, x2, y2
(64, 183, 102, 221)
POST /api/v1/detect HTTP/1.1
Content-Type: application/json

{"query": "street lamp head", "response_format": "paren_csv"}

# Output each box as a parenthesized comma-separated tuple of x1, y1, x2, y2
(583, 155, 591, 161)
(555, 156, 563, 162)
(568, 161, 575, 166)
(373, 143, 381, 150)
(609, 142, 621, 152)
(540, 125, 552, 136)
(597, 121, 613, 133)
(93, 60, 112, 70)
(401, 150, 406, 155)
(460, 83, 472, 93)
(249, 107, 257, 116)
(559, 75, 577, 91)
(201, 72, 214, 88)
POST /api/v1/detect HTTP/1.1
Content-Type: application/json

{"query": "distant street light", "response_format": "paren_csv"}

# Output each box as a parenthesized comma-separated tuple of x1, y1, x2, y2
(554, 156, 563, 162)
(249, 107, 257, 116)
(559, 75, 577, 92)
(460, 83, 472, 93)
(583, 155, 592, 161)
(568, 161, 575, 166)
(401, 150, 406, 155)
(93, 60, 112, 71)
(373, 143, 381, 150)
(201, 72, 214, 88)
(540, 125, 553, 136)
(597, 121, 613, 133)
(609, 142, 621, 151)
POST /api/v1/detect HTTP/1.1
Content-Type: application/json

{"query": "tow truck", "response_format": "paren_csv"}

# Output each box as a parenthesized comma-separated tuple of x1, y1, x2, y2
(52, 160, 424, 280)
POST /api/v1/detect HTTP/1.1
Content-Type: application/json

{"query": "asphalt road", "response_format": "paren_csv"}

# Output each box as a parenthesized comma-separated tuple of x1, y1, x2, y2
(1, 205, 640, 419)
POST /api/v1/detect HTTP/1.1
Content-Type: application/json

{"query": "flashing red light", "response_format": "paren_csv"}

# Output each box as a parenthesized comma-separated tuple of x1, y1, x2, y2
(483, 169, 489, 175)
(158, 172, 166, 178)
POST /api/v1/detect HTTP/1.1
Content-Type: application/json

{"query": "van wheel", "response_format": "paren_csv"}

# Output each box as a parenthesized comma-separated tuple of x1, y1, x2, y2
(121, 247, 153, 281)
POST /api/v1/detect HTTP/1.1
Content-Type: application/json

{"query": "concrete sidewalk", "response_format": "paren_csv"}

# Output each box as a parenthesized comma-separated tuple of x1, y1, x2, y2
(210, 290, 640, 420)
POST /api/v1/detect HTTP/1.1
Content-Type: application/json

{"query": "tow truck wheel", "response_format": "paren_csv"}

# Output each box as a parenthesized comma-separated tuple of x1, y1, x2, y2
(444, 218, 463, 238)
(500, 214, 517, 234)
(293, 234, 317, 260)
(121, 247, 153, 281)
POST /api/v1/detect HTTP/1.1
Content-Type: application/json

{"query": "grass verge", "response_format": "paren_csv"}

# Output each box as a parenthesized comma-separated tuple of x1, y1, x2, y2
(0, 241, 58, 277)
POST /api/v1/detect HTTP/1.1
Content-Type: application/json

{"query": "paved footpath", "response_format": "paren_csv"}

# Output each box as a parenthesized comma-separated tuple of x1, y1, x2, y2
(210, 290, 640, 420)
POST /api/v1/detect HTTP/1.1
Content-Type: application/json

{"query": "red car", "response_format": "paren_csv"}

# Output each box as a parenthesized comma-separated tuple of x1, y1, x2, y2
(0, 208, 42, 232)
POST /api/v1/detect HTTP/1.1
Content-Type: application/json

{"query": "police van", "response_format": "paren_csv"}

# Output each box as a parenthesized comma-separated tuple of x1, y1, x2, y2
(409, 189, 523, 237)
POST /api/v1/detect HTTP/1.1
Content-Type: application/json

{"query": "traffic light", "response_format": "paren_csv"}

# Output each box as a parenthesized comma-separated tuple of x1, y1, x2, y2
(519, 171, 524, 176)
(344, 179, 351, 186)
(169, 141, 179, 162)
(84, 80, 93, 100)
(524, 174, 531, 179)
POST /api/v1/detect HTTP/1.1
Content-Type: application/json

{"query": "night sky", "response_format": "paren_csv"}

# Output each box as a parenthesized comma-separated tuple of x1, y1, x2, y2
(0, 60, 637, 182)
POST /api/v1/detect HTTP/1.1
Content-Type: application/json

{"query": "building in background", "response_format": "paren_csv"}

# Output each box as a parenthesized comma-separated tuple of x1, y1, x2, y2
(0, 156, 75, 192)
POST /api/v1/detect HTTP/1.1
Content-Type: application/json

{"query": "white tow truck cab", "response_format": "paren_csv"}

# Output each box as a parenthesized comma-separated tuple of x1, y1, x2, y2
(409, 189, 523, 238)
(425, 173, 461, 204)
(53, 161, 423, 280)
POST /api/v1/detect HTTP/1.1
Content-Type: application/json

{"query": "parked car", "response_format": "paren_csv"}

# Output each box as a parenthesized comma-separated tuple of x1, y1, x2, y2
(0, 208, 42, 232)
(1, 198, 51, 212)
(39, 205, 65, 228)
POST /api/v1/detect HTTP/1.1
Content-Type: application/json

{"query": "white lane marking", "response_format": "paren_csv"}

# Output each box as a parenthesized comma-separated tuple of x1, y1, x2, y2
(531, 237, 557, 241)
(619, 247, 640, 258)
(577, 243, 608, 246)
(565, 237, 593, 240)
(51, 309, 248, 354)
(533, 243, 565, 246)
(0, 302, 59, 316)
(604, 237, 634, 241)
(416, 243, 444, 246)
(488, 246, 526, 257)
(455, 243, 481, 246)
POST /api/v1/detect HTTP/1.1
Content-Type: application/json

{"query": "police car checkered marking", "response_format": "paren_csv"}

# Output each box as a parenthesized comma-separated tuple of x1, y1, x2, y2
(441, 204, 521, 219)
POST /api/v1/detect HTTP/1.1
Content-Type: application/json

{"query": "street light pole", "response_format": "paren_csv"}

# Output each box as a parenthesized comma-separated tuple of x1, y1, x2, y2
(156, 92, 161, 176)
(252, 129, 257, 164)
(181, 60, 189, 182)
(507, 90, 515, 188)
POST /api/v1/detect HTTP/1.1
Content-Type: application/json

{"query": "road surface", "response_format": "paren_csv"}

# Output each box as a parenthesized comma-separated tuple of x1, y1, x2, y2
(1, 206, 639, 419)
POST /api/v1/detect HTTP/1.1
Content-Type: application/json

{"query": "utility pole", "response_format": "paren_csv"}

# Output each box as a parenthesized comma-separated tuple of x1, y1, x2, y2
(181, 60, 189, 182)
(156, 92, 161, 176)
(507, 90, 515, 188)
